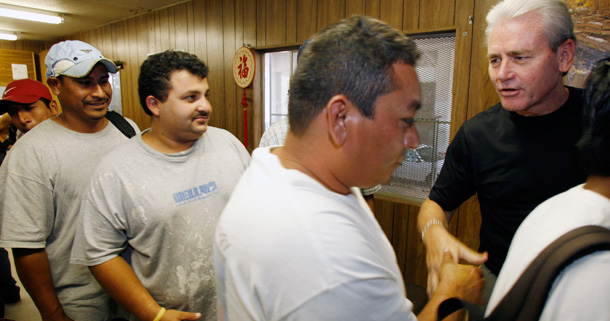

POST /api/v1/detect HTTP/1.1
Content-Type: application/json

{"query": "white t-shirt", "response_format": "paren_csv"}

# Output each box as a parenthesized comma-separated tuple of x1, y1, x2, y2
(486, 184, 610, 320)
(214, 147, 415, 321)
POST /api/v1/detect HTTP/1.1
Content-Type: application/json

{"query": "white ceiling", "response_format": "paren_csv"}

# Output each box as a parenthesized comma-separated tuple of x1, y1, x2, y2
(0, 0, 189, 41)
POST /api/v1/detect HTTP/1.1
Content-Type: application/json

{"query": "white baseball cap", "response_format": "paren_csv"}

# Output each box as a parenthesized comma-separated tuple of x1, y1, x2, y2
(45, 40, 117, 78)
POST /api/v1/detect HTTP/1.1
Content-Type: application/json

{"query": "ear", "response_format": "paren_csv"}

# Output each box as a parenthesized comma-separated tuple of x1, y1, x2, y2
(48, 100, 60, 116)
(46, 77, 61, 96)
(557, 39, 575, 74)
(146, 95, 161, 117)
(326, 95, 350, 147)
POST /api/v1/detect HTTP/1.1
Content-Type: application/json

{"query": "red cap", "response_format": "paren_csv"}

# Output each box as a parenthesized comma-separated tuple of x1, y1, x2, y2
(1, 79, 53, 114)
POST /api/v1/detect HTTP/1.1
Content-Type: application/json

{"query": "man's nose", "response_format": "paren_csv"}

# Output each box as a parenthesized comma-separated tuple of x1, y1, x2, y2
(496, 60, 514, 81)
(17, 110, 31, 123)
(404, 125, 419, 149)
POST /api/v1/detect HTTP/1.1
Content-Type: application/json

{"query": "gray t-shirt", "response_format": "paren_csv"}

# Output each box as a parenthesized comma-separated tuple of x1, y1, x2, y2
(0, 118, 139, 320)
(71, 127, 250, 321)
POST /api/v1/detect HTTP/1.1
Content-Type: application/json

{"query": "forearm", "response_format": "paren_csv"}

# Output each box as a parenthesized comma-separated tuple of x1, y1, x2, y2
(416, 289, 453, 321)
(418, 198, 454, 242)
(89, 256, 161, 321)
(12, 248, 70, 320)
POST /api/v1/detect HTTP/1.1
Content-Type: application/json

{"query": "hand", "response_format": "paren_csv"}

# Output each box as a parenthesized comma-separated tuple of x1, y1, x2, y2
(423, 226, 487, 297)
(437, 251, 484, 305)
(161, 309, 202, 321)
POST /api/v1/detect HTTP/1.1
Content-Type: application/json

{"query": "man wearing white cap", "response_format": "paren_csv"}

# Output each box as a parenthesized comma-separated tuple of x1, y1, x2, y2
(0, 40, 139, 321)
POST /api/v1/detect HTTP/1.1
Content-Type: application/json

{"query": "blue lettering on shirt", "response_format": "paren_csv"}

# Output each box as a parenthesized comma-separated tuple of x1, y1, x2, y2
(172, 181, 218, 205)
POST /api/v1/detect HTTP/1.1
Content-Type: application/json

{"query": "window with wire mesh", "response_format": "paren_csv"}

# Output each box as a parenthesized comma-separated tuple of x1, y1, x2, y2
(262, 35, 455, 201)
(379, 34, 455, 200)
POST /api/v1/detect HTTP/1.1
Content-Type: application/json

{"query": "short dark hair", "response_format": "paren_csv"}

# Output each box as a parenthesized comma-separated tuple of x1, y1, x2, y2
(577, 57, 610, 177)
(288, 15, 420, 136)
(138, 50, 208, 115)
(39, 97, 52, 108)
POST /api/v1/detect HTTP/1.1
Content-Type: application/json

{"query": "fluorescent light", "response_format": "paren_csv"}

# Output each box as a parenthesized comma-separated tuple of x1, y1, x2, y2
(0, 4, 64, 24)
(0, 31, 20, 41)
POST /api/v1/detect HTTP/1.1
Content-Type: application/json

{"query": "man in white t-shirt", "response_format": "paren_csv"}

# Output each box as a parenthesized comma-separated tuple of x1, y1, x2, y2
(486, 57, 610, 320)
(215, 15, 483, 321)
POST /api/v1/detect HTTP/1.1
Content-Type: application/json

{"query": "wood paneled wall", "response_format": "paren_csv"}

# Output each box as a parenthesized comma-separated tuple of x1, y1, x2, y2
(43, 0, 503, 289)
(52, 0, 499, 142)
(0, 40, 47, 81)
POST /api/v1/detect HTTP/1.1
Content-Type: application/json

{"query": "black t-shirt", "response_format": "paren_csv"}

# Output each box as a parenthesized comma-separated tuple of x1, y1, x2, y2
(429, 87, 587, 275)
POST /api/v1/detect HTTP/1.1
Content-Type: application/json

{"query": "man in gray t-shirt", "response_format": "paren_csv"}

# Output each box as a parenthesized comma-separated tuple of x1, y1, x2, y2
(0, 40, 139, 321)
(71, 50, 250, 321)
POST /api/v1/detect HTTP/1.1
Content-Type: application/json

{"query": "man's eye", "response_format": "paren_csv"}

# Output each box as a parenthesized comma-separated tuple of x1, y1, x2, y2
(403, 119, 415, 130)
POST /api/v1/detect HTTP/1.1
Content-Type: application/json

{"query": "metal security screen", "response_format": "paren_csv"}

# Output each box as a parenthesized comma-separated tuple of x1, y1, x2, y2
(380, 34, 455, 201)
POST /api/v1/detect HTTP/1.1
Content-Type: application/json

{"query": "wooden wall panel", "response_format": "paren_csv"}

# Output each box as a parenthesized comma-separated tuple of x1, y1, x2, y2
(0, 49, 36, 85)
(316, 0, 330, 31)
(266, 0, 287, 45)
(257, 0, 266, 46)
(223, 0, 238, 136)
(404, 205, 427, 288)
(380, 0, 404, 30)
(419, 0, 455, 29)
(205, 0, 226, 130)
(402, 0, 419, 30)
(346, 0, 366, 17)
(449, 0, 475, 140)
(193, 0, 208, 61)
(286, 0, 298, 44)
(297, 0, 318, 41)
(0, 40, 45, 55)
(467, 0, 500, 120)
(365, 0, 381, 19)
(392, 203, 410, 283)
(374, 199, 396, 241)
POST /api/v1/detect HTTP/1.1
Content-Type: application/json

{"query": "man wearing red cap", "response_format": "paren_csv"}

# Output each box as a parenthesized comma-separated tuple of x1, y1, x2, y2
(0, 78, 58, 319)
(0, 79, 59, 151)
(0, 40, 139, 321)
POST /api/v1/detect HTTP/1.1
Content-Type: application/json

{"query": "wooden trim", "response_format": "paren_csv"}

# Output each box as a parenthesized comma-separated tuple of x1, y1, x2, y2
(403, 26, 456, 37)
(252, 42, 303, 51)
(374, 192, 424, 207)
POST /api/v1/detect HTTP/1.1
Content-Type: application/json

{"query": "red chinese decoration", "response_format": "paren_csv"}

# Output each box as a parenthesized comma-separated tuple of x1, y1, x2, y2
(232, 47, 256, 147)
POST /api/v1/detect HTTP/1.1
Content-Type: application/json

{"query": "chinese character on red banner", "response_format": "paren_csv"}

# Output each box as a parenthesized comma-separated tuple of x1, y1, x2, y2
(239, 55, 249, 79)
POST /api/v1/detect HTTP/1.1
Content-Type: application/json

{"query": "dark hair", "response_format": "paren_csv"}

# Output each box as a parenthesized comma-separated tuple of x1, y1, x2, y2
(577, 57, 610, 176)
(288, 15, 420, 136)
(39, 97, 52, 108)
(138, 50, 208, 115)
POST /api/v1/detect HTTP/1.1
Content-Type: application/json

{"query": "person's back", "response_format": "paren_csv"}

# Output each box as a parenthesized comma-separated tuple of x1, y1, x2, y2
(486, 57, 610, 320)
(0, 40, 139, 320)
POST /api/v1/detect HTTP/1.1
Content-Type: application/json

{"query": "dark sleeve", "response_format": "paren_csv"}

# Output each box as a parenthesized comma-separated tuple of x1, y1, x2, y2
(428, 125, 477, 212)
